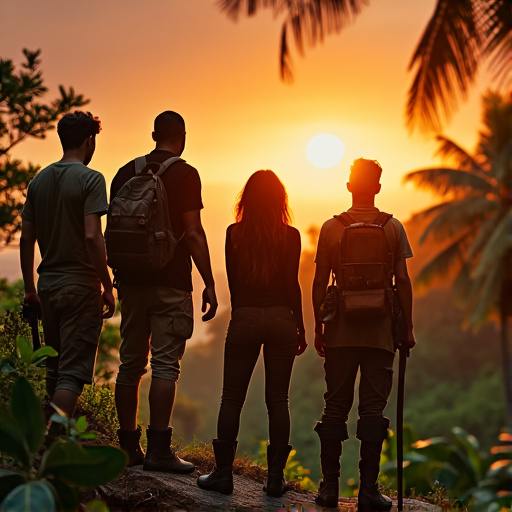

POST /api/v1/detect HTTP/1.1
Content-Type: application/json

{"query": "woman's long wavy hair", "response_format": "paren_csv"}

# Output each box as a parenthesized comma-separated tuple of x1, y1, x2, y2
(231, 170, 292, 286)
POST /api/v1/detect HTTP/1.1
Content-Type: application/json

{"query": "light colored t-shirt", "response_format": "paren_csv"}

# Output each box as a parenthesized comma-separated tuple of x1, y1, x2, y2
(315, 206, 413, 353)
(22, 162, 108, 290)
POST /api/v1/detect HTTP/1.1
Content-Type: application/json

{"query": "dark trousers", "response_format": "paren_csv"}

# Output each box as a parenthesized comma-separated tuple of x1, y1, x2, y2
(217, 306, 298, 445)
(322, 347, 394, 424)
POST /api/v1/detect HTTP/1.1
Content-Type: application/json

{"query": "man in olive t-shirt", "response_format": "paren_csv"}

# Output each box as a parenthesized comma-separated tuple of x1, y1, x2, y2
(312, 158, 416, 511)
(20, 111, 115, 420)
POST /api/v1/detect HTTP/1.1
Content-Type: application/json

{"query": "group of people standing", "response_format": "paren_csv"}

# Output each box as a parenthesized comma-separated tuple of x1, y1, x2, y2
(20, 109, 415, 511)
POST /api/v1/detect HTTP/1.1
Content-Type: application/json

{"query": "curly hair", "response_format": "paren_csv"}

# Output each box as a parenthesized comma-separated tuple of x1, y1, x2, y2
(57, 111, 101, 151)
(231, 170, 292, 286)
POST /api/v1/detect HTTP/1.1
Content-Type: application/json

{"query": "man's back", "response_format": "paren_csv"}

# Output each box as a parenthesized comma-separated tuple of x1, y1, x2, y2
(110, 149, 203, 290)
(22, 161, 108, 289)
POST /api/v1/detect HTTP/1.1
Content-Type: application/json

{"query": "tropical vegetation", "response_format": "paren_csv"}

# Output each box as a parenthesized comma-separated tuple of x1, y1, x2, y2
(404, 91, 512, 425)
(218, 0, 512, 131)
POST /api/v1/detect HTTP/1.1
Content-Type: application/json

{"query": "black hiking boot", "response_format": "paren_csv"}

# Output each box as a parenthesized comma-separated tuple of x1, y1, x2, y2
(117, 425, 145, 467)
(143, 426, 195, 473)
(265, 444, 292, 497)
(197, 439, 237, 495)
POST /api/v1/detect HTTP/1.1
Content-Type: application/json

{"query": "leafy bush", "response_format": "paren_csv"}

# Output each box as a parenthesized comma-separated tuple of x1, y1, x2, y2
(0, 376, 126, 512)
(0, 310, 55, 406)
(78, 384, 120, 442)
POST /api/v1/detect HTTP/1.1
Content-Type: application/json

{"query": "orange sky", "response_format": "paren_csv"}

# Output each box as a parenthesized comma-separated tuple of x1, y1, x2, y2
(1, 0, 492, 295)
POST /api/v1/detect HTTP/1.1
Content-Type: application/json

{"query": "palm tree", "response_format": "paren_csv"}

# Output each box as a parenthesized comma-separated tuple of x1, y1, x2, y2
(218, 0, 512, 132)
(404, 91, 512, 425)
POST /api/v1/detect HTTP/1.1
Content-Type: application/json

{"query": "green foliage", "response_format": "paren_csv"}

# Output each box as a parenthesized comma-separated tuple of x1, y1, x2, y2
(405, 91, 512, 328)
(253, 440, 317, 491)
(95, 322, 121, 385)
(0, 376, 126, 511)
(381, 424, 512, 510)
(0, 279, 24, 315)
(0, 48, 89, 243)
(78, 384, 119, 440)
(0, 309, 53, 406)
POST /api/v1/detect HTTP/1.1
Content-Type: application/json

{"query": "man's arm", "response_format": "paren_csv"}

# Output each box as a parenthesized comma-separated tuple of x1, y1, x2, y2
(312, 262, 331, 357)
(19, 220, 42, 315)
(182, 209, 218, 321)
(84, 213, 115, 318)
(394, 257, 416, 349)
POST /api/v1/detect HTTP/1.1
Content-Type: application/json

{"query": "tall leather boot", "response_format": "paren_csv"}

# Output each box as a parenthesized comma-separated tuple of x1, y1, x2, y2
(143, 426, 195, 473)
(357, 417, 393, 512)
(117, 425, 145, 467)
(265, 444, 292, 497)
(197, 439, 237, 495)
(314, 421, 348, 508)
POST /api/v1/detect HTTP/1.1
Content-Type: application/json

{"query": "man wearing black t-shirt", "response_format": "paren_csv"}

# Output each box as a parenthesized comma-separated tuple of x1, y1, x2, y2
(111, 111, 218, 472)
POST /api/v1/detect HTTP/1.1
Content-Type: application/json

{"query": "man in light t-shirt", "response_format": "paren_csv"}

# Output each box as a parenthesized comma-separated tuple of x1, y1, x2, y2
(312, 158, 416, 511)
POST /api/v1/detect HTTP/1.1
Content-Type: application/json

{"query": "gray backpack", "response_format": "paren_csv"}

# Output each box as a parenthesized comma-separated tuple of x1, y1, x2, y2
(336, 211, 394, 318)
(105, 156, 183, 272)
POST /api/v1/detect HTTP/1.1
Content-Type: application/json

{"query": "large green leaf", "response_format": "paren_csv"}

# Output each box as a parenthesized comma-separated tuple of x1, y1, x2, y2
(0, 481, 56, 512)
(10, 377, 45, 454)
(0, 470, 25, 502)
(31, 346, 58, 366)
(0, 408, 30, 466)
(40, 440, 126, 487)
(16, 337, 33, 364)
(44, 478, 80, 512)
(451, 426, 483, 479)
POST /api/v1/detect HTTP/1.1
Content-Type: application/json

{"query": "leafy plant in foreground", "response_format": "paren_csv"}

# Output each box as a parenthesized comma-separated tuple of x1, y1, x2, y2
(0, 376, 126, 512)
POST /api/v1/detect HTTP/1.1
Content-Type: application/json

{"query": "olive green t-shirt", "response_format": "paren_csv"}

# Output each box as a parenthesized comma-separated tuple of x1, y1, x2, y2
(21, 162, 108, 290)
(315, 206, 413, 353)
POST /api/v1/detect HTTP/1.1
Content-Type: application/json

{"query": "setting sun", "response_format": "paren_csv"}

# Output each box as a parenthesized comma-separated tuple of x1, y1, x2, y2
(306, 133, 346, 168)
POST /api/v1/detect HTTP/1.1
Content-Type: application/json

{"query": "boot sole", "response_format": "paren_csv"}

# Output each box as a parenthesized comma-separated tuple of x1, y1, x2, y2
(197, 479, 233, 495)
(315, 496, 339, 508)
(143, 463, 195, 474)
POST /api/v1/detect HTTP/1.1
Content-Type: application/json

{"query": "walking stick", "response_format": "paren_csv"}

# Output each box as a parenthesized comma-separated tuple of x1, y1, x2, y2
(393, 288, 409, 511)
(397, 344, 409, 512)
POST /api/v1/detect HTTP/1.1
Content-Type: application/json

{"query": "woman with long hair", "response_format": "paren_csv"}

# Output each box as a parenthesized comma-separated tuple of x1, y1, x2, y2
(197, 170, 307, 497)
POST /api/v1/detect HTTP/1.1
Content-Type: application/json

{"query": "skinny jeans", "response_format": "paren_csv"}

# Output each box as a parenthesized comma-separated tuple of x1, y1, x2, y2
(217, 306, 298, 445)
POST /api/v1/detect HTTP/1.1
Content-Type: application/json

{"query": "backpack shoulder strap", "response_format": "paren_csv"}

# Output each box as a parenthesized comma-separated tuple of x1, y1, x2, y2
(134, 156, 147, 175)
(156, 156, 186, 177)
(334, 212, 357, 227)
(374, 211, 393, 227)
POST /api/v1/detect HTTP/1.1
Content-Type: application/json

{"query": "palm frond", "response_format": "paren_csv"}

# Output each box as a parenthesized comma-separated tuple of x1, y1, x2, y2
(403, 167, 496, 196)
(477, 92, 512, 165)
(414, 233, 467, 290)
(418, 195, 494, 245)
(465, 262, 504, 327)
(279, 0, 369, 80)
(434, 135, 487, 175)
(479, 0, 512, 87)
(468, 210, 501, 260)
(487, 32, 512, 88)
(217, 0, 279, 20)
(408, 200, 454, 224)
(406, 0, 481, 132)
(473, 211, 512, 279)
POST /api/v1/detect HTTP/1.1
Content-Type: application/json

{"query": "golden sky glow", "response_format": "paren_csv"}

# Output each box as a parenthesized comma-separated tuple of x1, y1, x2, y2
(2, 0, 492, 286)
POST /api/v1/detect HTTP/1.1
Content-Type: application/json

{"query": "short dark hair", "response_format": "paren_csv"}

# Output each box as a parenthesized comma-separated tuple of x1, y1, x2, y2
(349, 158, 382, 189)
(153, 111, 185, 143)
(57, 111, 101, 151)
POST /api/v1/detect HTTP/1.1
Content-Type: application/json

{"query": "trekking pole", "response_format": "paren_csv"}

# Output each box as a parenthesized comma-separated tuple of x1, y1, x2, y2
(397, 344, 409, 512)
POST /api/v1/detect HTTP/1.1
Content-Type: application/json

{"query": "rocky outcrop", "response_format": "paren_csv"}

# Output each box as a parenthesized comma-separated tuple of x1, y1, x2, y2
(93, 467, 442, 511)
